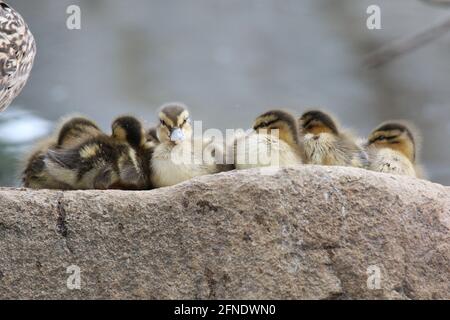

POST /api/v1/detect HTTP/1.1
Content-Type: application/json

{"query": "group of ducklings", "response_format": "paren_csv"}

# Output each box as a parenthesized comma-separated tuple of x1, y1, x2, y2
(22, 103, 423, 190)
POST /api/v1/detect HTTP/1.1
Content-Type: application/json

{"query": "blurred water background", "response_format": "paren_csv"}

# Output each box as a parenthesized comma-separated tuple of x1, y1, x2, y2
(1, 0, 449, 186)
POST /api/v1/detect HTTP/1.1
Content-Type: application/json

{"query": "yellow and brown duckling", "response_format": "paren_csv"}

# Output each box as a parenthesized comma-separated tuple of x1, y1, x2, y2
(151, 102, 224, 187)
(234, 109, 304, 170)
(298, 110, 368, 168)
(21, 116, 102, 189)
(21, 137, 72, 189)
(366, 121, 422, 178)
(56, 116, 102, 148)
(111, 115, 154, 188)
(43, 116, 151, 190)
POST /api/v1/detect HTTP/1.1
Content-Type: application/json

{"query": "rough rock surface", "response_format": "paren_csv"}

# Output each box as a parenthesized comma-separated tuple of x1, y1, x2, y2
(0, 166, 449, 299)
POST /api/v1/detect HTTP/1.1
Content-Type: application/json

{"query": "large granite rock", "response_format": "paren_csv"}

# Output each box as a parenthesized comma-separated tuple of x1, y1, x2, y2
(0, 166, 448, 299)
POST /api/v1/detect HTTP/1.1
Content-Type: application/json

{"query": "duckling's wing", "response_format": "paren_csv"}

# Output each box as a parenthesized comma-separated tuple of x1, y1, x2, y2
(22, 151, 48, 188)
(119, 163, 145, 188)
(93, 166, 115, 189)
(22, 151, 74, 190)
(46, 148, 81, 169)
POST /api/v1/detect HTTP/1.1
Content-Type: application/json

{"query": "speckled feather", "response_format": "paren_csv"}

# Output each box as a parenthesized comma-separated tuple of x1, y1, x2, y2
(0, 1, 36, 112)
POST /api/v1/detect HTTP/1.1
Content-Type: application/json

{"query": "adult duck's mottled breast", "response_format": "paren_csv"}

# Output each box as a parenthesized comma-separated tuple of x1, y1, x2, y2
(0, 1, 36, 112)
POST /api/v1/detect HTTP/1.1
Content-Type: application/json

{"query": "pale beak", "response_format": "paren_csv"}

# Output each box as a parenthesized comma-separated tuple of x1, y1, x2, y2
(170, 127, 185, 142)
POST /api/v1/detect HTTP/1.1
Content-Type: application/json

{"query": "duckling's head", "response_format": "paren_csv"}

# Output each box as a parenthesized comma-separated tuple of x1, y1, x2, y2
(368, 121, 417, 162)
(57, 117, 101, 147)
(112, 116, 146, 148)
(253, 110, 299, 146)
(157, 103, 192, 145)
(299, 110, 339, 136)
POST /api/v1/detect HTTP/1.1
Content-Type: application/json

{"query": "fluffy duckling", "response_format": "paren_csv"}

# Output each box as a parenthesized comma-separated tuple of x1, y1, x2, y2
(150, 103, 223, 187)
(298, 110, 368, 168)
(57, 116, 102, 148)
(366, 121, 422, 177)
(111, 115, 154, 189)
(21, 116, 102, 189)
(44, 116, 150, 190)
(234, 110, 304, 170)
(21, 138, 72, 189)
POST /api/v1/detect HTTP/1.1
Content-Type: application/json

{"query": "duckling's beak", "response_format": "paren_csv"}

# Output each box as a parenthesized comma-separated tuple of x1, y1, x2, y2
(170, 127, 185, 143)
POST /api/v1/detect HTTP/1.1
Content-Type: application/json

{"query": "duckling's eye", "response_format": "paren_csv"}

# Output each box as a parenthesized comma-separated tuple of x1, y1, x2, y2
(160, 120, 167, 127)
(181, 118, 189, 127)
(378, 135, 386, 141)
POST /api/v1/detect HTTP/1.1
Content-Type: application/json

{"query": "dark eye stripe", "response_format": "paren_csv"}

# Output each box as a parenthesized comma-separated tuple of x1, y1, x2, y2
(254, 119, 278, 130)
(369, 134, 398, 144)
(302, 118, 314, 129)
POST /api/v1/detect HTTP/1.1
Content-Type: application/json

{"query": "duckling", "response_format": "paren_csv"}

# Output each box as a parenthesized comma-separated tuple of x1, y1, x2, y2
(56, 116, 102, 148)
(366, 121, 422, 177)
(150, 102, 224, 187)
(234, 109, 304, 170)
(44, 116, 150, 190)
(21, 116, 104, 189)
(298, 110, 368, 168)
(21, 137, 72, 189)
(111, 115, 154, 189)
